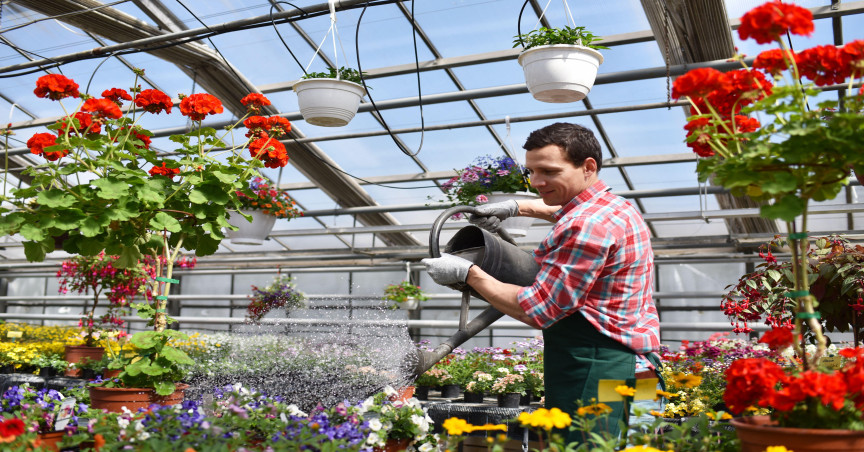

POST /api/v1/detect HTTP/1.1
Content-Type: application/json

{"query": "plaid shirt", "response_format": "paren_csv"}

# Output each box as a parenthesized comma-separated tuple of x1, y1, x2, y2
(517, 180, 660, 354)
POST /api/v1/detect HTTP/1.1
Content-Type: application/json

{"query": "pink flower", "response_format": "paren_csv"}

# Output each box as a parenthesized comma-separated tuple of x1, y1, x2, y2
(475, 194, 488, 203)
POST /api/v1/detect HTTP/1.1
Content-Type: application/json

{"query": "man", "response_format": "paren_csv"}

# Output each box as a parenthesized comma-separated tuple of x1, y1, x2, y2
(422, 122, 661, 442)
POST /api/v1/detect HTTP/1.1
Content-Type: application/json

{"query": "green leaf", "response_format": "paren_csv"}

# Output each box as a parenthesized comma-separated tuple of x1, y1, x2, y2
(92, 177, 130, 200)
(23, 241, 48, 262)
(161, 346, 195, 365)
(36, 189, 77, 208)
(197, 183, 231, 205)
(19, 223, 46, 241)
(154, 381, 176, 396)
(116, 244, 142, 268)
(80, 216, 104, 237)
(131, 331, 159, 349)
(77, 237, 105, 256)
(150, 212, 182, 232)
(760, 195, 806, 222)
(188, 189, 209, 204)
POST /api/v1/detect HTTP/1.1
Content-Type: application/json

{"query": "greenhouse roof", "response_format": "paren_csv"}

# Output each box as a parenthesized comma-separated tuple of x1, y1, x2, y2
(1, 0, 864, 269)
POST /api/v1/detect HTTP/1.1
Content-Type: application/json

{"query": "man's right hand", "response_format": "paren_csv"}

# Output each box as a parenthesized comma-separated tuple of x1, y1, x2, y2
(468, 199, 519, 232)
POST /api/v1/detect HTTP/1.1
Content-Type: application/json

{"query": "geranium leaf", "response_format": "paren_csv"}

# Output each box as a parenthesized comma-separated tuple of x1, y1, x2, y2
(79, 216, 103, 237)
(759, 195, 805, 222)
(116, 244, 142, 268)
(22, 240, 48, 262)
(53, 210, 86, 230)
(36, 189, 77, 208)
(150, 212, 182, 232)
(188, 188, 208, 204)
(92, 177, 129, 200)
(161, 346, 194, 365)
(198, 184, 230, 205)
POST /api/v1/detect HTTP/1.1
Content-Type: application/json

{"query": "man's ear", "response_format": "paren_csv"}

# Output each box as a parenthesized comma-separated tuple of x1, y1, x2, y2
(583, 157, 598, 176)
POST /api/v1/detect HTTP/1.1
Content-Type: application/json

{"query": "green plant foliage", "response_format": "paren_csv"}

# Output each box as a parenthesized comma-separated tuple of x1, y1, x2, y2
(301, 66, 367, 85)
(513, 26, 608, 50)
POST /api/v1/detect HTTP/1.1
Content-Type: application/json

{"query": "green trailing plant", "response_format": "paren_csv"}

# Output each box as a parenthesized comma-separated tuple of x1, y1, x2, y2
(514, 26, 608, 50)
(382, 281, 427, 309)
(301, 66, 367, 85)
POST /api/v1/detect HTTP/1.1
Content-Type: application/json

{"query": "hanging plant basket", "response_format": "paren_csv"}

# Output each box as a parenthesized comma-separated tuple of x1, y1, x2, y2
(517, 44, 603, 103)
(226, 209, 277, 246)
(485, 191, 539, 237)
(293, 78, 366, 127)
(398, 297, 420, 310)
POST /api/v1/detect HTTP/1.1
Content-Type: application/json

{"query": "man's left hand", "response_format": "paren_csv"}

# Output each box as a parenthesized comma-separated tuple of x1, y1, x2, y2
(421, 253, 473, 286)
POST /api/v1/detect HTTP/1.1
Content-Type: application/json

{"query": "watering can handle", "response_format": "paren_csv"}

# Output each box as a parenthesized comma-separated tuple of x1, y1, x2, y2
(428, 206, 517, 258)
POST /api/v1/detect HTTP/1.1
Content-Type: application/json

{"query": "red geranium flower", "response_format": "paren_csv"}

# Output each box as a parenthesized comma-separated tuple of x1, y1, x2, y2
(753, 48, 795, 76)
(148, 162, 180, 178)
(81, 98, 122, 119)
(758, 326, 794, 350)
(135, 89, 173, 114)
(707, 69, 773, 116)
(683, 117, 715, 157)
(26, 132, 69, 161)
(738, 0, 814, 45)
(102, 88, 132, 105)
(240, 93, 271, 113)
(179, 93, 224, 121)
(723, 357, 787, 414)
(671, 67, 727, 100)
(58, 112, 101, 135)
(842, 40, 864, 71)
(244, 115, 270, 138)
(797, 45, 851, 86)
(267, 116, 291, 138)
(33, 73, 80, 100)
(249, 134, 289, 168)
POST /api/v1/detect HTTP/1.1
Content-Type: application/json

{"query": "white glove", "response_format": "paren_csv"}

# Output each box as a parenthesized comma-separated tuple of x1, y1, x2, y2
(421, 253, 473, 286)
(469, 199, 519, 232)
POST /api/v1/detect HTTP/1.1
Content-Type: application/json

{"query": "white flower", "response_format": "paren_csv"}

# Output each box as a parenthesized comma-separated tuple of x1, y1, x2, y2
(411, 414, 429, 432)
(360, 397, 374, 412)
(497, 367, 509, 374)
(368, 419, 383, 431)
(367, 432, 383, 446)
(419, 443, 435, 452)
(383, 385, 398, 397)
(285, 404, 306, 417)
(117, 417, 130, 429)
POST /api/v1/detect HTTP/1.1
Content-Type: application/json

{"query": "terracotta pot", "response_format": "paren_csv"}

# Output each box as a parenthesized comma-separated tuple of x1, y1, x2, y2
(63, 345, 104, 378)
(373, 438, 411, 452)
(103, 369, 122, 379)
(497, 392, 521, 408)
(37, 430, 66, 452)
(388, 386, 415, 403)
(732, 415, 864, 452)
(89, 383, 188, 413)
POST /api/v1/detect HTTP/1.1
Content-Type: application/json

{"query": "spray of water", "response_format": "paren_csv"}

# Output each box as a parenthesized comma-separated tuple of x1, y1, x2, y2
(184, 303, 419, 410)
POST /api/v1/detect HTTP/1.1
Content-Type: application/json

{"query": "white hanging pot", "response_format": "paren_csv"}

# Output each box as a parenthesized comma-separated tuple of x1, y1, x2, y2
(399, 297, 419, 310)
(226, 209, 277, 245)
(292, 78, 366, 127)
(517, 44, 604, 103)
(485, 191, 539, 237)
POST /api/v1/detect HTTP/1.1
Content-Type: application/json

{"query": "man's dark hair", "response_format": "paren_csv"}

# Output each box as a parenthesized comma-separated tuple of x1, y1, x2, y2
(523, 122, 603, 172)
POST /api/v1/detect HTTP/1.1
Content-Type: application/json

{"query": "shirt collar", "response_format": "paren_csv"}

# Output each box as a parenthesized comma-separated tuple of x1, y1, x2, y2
(553, 180, 611, 221)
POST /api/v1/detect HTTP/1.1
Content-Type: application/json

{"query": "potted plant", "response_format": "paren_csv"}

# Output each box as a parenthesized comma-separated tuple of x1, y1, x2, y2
(227, 175, 303, 245)
(361, 388, 434, 452)
(31, 354, 68, 379)
(672, 0, 864, 446)
(513, 26, 608, 103)
(463, 370, 494, 403)
(0, 71, 290, 409)
(56, 252, 152, 376)
(382, 281, 428, 310)
(0, 383, 90, 448)
(246, 274, 307, 323)
(489, 368, 527, 408)
(292, 66, 367, 127)
(440, 154, 538, 236)
(721, 235, 864, 346)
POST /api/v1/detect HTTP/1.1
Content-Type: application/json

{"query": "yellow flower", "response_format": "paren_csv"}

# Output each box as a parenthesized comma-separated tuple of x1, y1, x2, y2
(442, 418, 504, 435)
(649, 410, 664, 417)
(577, 403, 613, 417)
(615, 385, 636, 397)
(718, 412, 732, 420)
(655, 389, 677, 400)
(670, 372, 703, 389)
(621, 446, 673, 452)
(517, 408, 571, 430)
(765, 447, 793, 452)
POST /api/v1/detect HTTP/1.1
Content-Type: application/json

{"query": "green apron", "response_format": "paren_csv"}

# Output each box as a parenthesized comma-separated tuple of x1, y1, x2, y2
(543, 311, 637, 445)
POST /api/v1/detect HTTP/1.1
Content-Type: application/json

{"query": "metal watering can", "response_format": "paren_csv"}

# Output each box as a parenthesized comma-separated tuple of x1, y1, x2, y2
(411, 205, 541, 377)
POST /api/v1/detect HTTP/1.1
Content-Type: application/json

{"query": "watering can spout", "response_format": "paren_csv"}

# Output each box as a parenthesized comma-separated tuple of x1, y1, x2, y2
(412, 306, 505, 377)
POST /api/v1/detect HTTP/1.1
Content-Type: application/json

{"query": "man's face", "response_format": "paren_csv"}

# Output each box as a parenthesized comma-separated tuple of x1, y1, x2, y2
(525, 144, 593, 206)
